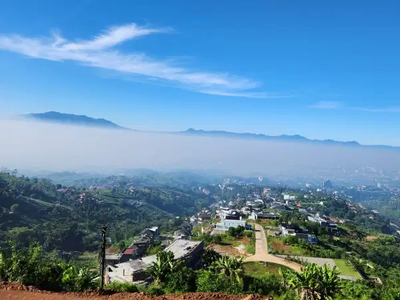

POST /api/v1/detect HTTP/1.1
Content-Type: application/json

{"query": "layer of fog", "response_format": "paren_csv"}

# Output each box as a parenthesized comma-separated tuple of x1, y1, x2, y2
(1, 120, 399, 179)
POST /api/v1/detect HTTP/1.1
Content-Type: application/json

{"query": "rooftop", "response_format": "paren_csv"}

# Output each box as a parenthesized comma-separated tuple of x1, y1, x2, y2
(112, 239, 202, 272)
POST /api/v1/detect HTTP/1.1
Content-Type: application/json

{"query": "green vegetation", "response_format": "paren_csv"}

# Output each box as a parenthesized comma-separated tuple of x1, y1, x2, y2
(246, 230, 256, 255)
(334, 259, 362, 280)
(145, 241, 163, 255)
(280, 264, 341, 300)
(0, 170, 214, 255)
(0, 242, 97, 292)
(244, 262, 287, 277)
(105, 281, 139, 292)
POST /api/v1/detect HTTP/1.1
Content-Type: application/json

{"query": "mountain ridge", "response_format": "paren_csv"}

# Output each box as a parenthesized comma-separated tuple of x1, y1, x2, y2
(23, 111, 398, 150)
(24, 111, 129, 130)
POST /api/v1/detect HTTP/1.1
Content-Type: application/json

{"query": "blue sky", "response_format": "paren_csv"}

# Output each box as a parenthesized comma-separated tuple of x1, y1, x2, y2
(0, 0, 400, 146)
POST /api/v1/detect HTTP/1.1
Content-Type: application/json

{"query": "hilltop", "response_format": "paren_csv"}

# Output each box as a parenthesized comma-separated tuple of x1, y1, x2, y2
(24, 111, 129, 130)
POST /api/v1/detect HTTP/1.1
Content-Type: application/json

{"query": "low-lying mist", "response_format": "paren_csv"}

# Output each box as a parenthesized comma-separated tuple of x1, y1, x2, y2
(1, 120, 399, 179)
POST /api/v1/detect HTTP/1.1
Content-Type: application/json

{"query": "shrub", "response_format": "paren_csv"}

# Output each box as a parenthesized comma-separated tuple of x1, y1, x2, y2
(196, 270, 243, 294)
(146, 284, 165, 296)
(106, 281, 139, 292)
(164, 267, 196, 293)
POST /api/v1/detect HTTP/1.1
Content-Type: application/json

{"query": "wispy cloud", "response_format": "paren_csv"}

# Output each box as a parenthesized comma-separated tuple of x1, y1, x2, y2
(310, 101, 343, 110)
(311, 101, 400, 113)
(352, 106, 400, 113)
(0, 23, 273, 98)
(201, 90, 294, 99)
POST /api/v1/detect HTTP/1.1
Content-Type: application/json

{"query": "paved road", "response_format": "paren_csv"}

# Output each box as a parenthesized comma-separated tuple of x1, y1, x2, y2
(244, 224, 302, 272)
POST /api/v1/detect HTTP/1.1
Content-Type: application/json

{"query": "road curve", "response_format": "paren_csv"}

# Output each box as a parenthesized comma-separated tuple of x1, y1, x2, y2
(244, 223, 302, 272)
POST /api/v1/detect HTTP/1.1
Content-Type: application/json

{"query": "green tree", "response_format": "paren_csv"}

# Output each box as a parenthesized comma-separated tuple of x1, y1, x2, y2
(201, 249, 220, 269)
(147, 251, 182, 285)
(10, 204, 19, 213)
(213, 255, 244, 285)
(280, 264, 341, 300)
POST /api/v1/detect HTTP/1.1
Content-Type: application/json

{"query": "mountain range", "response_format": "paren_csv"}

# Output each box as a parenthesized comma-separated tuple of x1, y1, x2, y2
(24, 111, 398, 150)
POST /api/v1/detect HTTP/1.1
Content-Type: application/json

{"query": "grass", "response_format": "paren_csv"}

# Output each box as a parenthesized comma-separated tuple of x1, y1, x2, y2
(244, 262, 288, 277)
(28, 197, 53, 207)
(246, 231, 256, 255)
(334, 259, 363, 280)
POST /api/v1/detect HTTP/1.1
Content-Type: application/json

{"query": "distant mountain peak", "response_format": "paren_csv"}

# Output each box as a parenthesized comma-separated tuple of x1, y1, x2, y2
(24, 111, 129, 130)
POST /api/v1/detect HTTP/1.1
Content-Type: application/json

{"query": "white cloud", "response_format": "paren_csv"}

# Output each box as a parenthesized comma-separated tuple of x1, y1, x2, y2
(353, 106, 400, 113)
(311, 101, 400, 113)
(311, 101, 343, 110)
(202, 90, 294, 99)
(0, 23, 273, 98)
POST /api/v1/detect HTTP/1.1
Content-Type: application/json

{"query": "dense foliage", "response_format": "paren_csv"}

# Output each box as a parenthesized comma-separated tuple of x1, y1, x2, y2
(0, 242, 97, 291)
(0, 170, 214, 254)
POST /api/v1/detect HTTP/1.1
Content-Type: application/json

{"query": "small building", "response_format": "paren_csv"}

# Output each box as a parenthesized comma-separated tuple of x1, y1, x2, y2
(296, 233, 318, 244)
(281, 223, 299, 237)
(213, 219, 251, 234)
(249, 212, 280, 220)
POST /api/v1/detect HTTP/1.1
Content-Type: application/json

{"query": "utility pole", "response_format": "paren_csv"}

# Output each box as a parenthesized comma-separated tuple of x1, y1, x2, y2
(99, 225, 107, 291)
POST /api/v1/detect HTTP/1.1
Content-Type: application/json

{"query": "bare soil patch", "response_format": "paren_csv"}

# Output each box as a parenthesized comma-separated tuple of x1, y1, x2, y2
(207, 244, 243, 257)
(0, 282, 267, 300)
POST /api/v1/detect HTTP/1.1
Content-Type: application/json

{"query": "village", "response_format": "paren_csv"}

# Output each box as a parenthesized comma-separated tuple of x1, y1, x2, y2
(104, 185, 377, 284)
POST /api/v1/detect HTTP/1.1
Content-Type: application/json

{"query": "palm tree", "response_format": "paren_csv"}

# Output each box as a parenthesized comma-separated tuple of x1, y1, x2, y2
(214, 256, 244, 285)
(280, 264, 341, 300)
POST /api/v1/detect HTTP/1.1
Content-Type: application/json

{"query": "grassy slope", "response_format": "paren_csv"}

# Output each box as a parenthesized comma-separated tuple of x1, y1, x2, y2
(334, 259, 363, 280)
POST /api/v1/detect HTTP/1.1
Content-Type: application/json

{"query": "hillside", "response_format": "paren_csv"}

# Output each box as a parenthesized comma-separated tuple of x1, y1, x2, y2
(24, 111, 128, 130)
(0, 171, 213, 252)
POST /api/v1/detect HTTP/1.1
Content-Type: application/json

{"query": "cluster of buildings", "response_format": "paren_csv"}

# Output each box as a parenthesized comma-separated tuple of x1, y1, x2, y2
(105, 227, 160, 267)
(279, 222, 318, 243)
(307, 212, 338, 232)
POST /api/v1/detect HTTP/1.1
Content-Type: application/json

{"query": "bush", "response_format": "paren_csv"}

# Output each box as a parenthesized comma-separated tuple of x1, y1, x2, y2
(0, 242, 97, 292)
(244, 230, 253, 238)
(196, 270, 243, 294)
(164, 267, 196, 293)
(106, 281, 139, 292)
(146, 284, 165, 296)
(243, 274, 282, 296)
(228, 226, 245, 238)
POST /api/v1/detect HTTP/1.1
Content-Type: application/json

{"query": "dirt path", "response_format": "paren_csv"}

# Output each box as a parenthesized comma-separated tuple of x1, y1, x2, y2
(0, 290, 265, 300)
(244, 224, 302, 272)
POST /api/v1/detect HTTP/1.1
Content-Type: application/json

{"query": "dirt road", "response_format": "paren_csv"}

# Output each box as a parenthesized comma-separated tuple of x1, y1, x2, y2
(0, 290, 264, 300)
(244, 224, 302, 272)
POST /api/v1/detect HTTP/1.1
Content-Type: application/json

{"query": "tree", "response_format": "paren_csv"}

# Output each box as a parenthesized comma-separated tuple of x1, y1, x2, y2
(164, 267, 196, 293)
(280, 264, 341, 300)
(213, 255, 244, 285)
(10, 204, 19, 213)
(147, 251, 182, 285)
(201, 249, 220, 269)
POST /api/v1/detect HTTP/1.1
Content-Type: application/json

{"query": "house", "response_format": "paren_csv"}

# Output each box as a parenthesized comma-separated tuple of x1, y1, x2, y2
(296, 233, 318, 244)
(283, 194, 296, 201)
(141, 227, 159, 240)
(280, 223, 299, 237)
(213, 219, 251, 233)
(174, 229, 190, 240)
(106, 240, 204, 283)
(249, 212, 280, 220)
(119, 245, 140, 263)
(105, 253, 121, 267)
